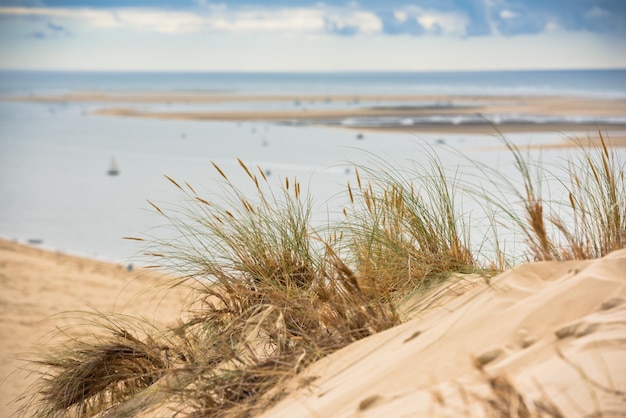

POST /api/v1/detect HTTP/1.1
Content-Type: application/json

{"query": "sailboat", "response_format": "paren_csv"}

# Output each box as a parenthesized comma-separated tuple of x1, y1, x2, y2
(107, 157, 120, 176)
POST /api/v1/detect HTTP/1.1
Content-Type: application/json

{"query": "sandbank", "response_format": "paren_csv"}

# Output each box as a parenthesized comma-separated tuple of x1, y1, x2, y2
(7, 92, 626, 137)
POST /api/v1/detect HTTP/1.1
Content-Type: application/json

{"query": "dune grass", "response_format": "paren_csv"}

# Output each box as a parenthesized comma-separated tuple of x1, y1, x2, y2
(470, 132, 625, 262)
(340, 150, 478, 298)
(19, 133, 625, 417)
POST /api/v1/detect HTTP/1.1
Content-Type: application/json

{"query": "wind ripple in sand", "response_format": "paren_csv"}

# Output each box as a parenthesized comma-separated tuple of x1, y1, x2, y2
(260, 249, 626, 418)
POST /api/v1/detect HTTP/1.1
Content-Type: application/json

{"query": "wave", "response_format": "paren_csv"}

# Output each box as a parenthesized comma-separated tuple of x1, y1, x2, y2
(334, 114, 626, 128)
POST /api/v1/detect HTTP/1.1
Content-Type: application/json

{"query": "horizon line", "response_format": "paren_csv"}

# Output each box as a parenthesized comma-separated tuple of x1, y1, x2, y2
(1, 67, 625, 74)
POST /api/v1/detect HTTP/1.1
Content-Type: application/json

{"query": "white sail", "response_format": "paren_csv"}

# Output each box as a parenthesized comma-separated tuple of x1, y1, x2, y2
(107, 157, 120, 176)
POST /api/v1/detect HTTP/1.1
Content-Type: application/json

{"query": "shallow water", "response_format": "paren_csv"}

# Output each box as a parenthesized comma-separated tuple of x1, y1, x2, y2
(1, 71, 625, 263)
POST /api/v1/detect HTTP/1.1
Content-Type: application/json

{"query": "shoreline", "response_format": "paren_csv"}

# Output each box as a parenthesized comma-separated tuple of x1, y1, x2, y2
(93, 107, 626, 137)
(5, 92, 626, 137)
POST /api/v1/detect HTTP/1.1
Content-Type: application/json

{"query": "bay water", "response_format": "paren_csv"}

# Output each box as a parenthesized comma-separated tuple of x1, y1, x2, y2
(1, 69, 624, 263)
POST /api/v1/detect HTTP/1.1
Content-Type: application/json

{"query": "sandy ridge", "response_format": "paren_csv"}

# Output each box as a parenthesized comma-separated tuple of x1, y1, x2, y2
(260, 250, 626, 417)
(0, 239, 190, 417)
(1, 239, 625, 417)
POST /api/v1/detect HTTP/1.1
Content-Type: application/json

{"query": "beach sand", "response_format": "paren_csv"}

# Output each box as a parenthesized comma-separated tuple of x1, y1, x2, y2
(261, 250, 626, 417)
(8, 92, 626, 137)
(0, 239, 190, 417)
(1, 239, 625, 416)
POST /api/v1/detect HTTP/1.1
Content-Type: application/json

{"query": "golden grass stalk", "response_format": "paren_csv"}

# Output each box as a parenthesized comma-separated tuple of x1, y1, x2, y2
(465, 132, 625, 262)
(113, 161, 400, 416)
(20, 133, 625, 417)
(340, 148, 479, 296)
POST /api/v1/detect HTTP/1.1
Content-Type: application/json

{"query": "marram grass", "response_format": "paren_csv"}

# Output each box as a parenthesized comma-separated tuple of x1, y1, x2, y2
(19, 134, 625, 417)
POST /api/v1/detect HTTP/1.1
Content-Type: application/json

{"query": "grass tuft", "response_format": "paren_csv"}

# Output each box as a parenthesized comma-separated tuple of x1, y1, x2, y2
(19, 133, 625, 417)
(19, 318, 173, 418)
(340, 148, 480, 296)
(469, 132, 626, 262)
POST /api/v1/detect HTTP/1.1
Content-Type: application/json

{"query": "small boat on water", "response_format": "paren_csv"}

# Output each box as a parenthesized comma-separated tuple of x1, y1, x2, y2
(107, 157, 120, 176)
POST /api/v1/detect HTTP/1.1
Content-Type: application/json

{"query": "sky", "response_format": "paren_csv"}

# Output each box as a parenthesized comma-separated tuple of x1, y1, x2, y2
(0, 0, 625, 72)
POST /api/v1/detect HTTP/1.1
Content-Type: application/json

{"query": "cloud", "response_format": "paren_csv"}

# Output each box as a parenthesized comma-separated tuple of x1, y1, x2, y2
(544, 21, 560, 32)
(393, 10, 406, 23)
(499, 9, 517, 20)
(484, 0, 626, 37)
(115, 9, 207, 33)
(1, 1, 625, 39)
(585, 6, 609, 19)
(1, 0, 43, 5)
(0, 5, 381, 36)
(206, 9, 325, 33)
(323, 9, 382, 35)
(416, 11, 468, 36)
(201, 8, 381, 35)
(17, 17, 72, 39)
(47, 21, 64, 31)
(382, 6, 468, 37)
(27, 30, 46, 38)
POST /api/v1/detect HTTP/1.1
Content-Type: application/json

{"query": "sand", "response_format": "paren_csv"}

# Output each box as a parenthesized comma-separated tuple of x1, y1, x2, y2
(1, 239, 625, 417)
(260, 250, 626, 417)
(0, 239, 190, 417)
(7, 92, 626, 136)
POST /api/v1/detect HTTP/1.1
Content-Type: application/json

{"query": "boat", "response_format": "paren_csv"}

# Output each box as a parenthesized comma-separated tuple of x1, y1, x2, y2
(107, 157, 120, 176)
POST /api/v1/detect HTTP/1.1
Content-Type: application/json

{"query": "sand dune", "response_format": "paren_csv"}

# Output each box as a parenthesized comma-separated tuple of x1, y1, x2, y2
(261, 250, 626, 417)
(0, 239, 190, 417)
(1, 240, 625, 417)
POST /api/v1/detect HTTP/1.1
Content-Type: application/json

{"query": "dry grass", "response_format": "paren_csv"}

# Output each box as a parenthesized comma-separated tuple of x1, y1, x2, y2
(340, 150, 479, 298)
(482, 374, 565, 418)
(468, 131, 625, 262)
(17, 316, 173, 418)
(18, 133, 625, 417)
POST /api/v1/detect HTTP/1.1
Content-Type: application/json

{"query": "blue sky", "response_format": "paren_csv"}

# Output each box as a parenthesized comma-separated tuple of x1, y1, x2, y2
(0, 0, 624, 71)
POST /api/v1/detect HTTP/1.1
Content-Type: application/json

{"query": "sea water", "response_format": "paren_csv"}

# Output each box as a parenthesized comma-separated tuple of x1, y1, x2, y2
(1, 70, 625, 263)
(2, 69, 626, 97)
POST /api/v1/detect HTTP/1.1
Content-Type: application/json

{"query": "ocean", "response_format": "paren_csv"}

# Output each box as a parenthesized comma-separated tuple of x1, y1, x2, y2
(1, 69, 625, 263)
(2, 69, 626, 97)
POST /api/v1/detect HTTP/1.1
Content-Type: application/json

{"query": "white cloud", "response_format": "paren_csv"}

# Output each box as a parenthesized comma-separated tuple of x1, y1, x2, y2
(393, 10, 407, 23)
(499, 9, 518, 19)
(0, 7, 205, 32)
(415, 11, 468, 36)
(118, 9, 207, 33)
(206, 8, 381, 34)
(0, 6, 382, 35)
(325, 10, 382, 33)
(194, 0, 227, 11)
(544, 21, 561, 32)
(585, 6, 609, 19)
(208, 9, 325, 33)
(391, 5, 468, 36)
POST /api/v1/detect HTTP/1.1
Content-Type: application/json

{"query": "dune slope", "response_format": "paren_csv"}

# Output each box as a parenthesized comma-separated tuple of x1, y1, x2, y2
(2, 240, 625, 417)
(0, 239, 189, 417)
(261, 249, 626, 417)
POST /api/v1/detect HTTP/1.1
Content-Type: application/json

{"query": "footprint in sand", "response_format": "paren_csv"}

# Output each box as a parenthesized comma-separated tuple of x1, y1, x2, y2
(599, 297, 624, 311)
(358, 394, 384, 411)
(474, 347, 505, 368)
(555, 298, 625, 340)
(512, 328, 537, 349)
